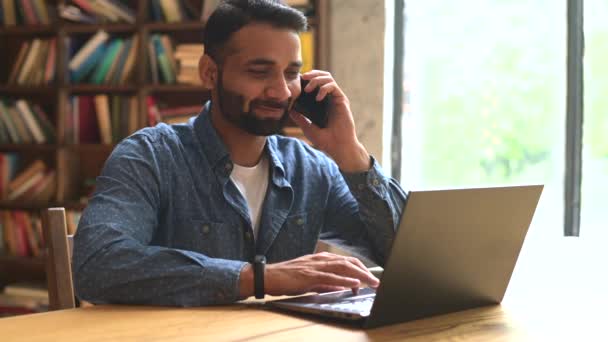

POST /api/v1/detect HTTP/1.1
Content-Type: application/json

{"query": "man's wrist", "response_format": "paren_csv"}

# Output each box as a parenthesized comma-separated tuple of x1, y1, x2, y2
(238, 264, 254, 299)
(334, 142, 371, 173)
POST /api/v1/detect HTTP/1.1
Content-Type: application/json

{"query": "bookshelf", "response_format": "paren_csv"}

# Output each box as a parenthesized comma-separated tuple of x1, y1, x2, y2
(0, 0, 328, 298)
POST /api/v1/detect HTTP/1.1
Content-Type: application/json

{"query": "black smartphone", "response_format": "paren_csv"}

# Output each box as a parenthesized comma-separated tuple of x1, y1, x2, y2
(293, 78, 330, 128)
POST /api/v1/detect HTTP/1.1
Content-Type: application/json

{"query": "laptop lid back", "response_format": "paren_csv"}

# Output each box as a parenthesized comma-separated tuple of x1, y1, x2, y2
(366, 185, 542, 328)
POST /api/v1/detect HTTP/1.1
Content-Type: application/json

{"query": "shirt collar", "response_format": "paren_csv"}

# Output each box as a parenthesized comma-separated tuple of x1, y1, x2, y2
(193, 101, 231, 172)
(193, 101, 289, 188)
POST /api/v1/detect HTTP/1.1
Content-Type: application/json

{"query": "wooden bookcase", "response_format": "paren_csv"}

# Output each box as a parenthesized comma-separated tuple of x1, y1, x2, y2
(0, 0, 328, 288)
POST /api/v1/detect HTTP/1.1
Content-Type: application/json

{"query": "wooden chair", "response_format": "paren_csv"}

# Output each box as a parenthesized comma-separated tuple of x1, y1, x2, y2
(42, 207, 76, 311)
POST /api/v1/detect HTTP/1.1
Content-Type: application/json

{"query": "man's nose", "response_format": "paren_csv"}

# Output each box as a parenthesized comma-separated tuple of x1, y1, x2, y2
(265, 76, 292, 100)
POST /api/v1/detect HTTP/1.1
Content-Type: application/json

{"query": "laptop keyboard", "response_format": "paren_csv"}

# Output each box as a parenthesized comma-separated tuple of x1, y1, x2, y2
(321, 296, 374, 315)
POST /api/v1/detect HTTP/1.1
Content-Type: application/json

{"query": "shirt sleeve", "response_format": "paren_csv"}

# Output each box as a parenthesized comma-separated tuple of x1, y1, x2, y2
(320, 156, 408, 266)
(72, 133, 248, 306)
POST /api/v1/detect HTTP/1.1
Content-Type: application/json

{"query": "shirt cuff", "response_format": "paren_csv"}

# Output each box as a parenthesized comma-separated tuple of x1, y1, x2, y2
(183, 250, 248, 305)
(341, 156, 388, 200)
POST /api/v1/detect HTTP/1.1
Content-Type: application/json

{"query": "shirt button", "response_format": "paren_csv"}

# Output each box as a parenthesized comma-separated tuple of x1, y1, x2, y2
(372, 179, 380, 186)
(358, 183, 365, 190)
(201, 224, 210, 234)
(296, 218, 305, 225)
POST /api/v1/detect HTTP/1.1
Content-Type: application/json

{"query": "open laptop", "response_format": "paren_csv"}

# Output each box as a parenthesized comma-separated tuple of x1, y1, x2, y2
(268, 185, 543, 328)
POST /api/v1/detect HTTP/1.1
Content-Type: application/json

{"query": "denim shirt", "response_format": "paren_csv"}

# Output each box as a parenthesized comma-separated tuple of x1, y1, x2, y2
(72, 103, 407, 306)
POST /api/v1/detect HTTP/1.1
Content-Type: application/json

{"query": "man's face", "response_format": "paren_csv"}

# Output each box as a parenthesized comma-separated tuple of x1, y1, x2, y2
(213, 23, 303, 136)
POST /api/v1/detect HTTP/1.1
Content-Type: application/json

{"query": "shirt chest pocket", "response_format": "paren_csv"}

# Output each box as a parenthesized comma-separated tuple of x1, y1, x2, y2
(269, 211, 322, 261)
(172, 219, 235, 258)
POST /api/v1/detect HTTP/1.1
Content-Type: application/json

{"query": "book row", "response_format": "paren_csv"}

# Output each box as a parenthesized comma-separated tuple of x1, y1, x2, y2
(0, 0, 54, 26)
(1, 0, 224, 26)
(0, 98, 55, 144)
(0, 157, 55, 202)
(7, 38, 57, 86)
(0, 208, 81, 257)
(66, 94, 138, 144)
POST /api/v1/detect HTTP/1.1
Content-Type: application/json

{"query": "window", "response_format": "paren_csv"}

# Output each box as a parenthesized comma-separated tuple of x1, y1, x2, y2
(582, 0, 608, 239)
(399, 0, 566, 237)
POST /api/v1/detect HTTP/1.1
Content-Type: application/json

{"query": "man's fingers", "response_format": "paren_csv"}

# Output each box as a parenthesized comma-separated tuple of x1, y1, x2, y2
(303, 76, 333, 92)
(320, 259, 380, 288)
(314, 271, 360, 288)
(310, 285, 347, 293)
(301, 70, 331, 79)
(289, 111, 322, 135)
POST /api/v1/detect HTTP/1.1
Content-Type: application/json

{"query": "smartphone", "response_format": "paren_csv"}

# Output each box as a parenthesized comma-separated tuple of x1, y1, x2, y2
(293, 78, 330, 128)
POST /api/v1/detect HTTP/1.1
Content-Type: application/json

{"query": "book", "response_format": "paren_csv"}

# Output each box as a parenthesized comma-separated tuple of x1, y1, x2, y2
(160, 35, 177, 76)
(15, 100, 46, 144)
(76, 95, 101, 143)
(8, 41, 30, 84)
(159, 0, 181, 22)
(21, 0, 40, 25)
(31, 104, 56, 143)
(3, 282, 48, 301)
(69, 30, 110, 73)
(91, 38, 123, 84)
(16, 38, 41, 85)
(148, 40, 159, 83)
(105, 38, 130, 84)
(44, 38, 57, 83)
(7, 167, 45, 201)
(2, 0, 17, 26)
(32, 0, 51, 24)
(299, 30, 315, 73)
(146, 96, 161, 126)
(153, 35, 175, 84)
(11, 211, 32, 257)
(21, 213, 40, 256)
(58, 4, 97, 24)
(93, 95, 112, 144)
(71, 41, 108, 83)
(109, 38, 131, 84)
(7, 160, 46, 194)
(87, 0, 119, 22)
(7, 106, 34, 143)
(0, 100, 20, 143)
(149, 0, 164, 21)
(17, 169, 56, 203)
(96, 0, 135, 24)
(119, 35, 138, 83)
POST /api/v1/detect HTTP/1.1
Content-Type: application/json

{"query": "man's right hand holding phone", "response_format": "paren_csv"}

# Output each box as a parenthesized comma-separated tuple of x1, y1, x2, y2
(290, 71, 371, 174)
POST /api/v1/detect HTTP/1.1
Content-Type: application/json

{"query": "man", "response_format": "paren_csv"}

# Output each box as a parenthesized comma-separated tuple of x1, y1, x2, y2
(73, 0, 407, 306)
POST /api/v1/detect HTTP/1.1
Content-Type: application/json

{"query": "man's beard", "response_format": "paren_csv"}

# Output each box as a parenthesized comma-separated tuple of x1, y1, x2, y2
(216, 70, 291, 136)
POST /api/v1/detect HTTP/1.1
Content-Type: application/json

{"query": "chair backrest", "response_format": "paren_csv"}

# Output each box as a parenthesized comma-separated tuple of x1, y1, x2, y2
(42, 207, 76, 311)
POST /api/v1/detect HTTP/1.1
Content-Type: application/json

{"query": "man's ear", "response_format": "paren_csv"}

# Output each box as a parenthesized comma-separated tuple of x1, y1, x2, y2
(199, 54, 218, 90)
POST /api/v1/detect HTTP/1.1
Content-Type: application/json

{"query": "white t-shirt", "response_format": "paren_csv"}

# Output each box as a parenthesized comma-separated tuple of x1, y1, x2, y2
(230, 156, 269, 239)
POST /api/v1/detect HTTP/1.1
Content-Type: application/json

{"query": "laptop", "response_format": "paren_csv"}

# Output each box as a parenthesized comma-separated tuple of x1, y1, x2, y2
(268, 185, 543, 328)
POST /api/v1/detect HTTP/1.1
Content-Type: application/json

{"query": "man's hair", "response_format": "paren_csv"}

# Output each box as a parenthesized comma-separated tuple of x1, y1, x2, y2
(203, 0, 307, 62)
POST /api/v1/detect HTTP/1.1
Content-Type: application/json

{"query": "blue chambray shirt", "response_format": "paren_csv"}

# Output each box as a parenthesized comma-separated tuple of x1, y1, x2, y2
(73, 102, 407, 306)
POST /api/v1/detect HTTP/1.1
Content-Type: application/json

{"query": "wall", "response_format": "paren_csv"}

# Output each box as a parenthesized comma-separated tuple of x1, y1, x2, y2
(329, 0, 388, 165)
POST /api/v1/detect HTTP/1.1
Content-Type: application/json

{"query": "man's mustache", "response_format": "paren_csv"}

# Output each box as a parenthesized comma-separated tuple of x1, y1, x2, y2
(251, 99, 291, 110)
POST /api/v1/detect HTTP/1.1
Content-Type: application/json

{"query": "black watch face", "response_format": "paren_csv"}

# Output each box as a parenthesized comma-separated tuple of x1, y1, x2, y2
(255, 255, 266, 264)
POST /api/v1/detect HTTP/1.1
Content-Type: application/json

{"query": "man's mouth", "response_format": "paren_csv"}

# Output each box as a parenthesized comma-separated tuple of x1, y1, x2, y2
(253, 104, 287, 118)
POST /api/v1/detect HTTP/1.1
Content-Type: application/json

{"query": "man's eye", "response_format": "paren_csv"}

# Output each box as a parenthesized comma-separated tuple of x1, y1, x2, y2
(285, 71, 299, 80)
(248, 70, 269, 76)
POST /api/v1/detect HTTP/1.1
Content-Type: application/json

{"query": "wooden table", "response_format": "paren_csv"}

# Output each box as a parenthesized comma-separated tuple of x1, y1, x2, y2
(0, 301, 531, 341)
(1, 232, 607, 341)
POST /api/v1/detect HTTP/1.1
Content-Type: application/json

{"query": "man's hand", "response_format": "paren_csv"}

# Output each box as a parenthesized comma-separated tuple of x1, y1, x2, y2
(263, 252, 379, 296)
(290, 71, 370, 173)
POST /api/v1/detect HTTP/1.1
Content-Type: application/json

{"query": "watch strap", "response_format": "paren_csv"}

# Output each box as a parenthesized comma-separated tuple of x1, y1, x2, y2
(253, 255, 266, 299)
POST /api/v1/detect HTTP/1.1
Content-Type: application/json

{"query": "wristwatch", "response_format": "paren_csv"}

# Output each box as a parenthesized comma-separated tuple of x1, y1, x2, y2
(253, 255, 266, 299)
